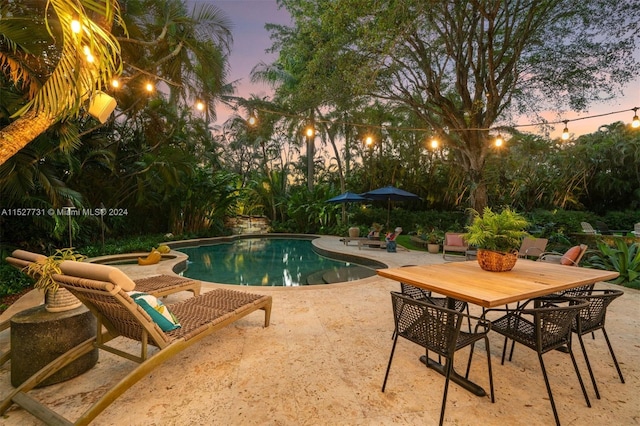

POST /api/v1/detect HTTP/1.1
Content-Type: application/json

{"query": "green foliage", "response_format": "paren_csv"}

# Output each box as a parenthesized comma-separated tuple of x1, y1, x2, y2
(415, 227, 444, 244)
(586, 240, 640, 288)
(0, 263, 34, 298)
(78, 234, 169, 258)
(463, 207, 530, 252)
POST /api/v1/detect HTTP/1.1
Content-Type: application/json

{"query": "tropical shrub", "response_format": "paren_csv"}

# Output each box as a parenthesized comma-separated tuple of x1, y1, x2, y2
(587, 240, 640, 289)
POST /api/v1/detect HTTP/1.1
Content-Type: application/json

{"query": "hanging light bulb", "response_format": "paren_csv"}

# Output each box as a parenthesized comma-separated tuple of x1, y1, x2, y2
(247, 113, 257, 126)
(561, 120, 570, 140)
(495, 133, 504, 147)
(632, 108, 640, 129)
(365, 135, 374, 147)
(430, 138, 439, 149)
(305, 126, 315, 138)
(195, 101, 205, 111)
(145, 82, 154, 93)
(70, 18, 81, 34)
(111, 79, 120, 88)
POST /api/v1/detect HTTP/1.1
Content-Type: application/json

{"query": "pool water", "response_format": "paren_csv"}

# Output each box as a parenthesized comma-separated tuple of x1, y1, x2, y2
(177, 238, 377, 286)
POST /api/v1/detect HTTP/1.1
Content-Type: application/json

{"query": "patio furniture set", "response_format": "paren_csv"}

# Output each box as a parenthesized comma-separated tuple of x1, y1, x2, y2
(379, 260, 622, 426)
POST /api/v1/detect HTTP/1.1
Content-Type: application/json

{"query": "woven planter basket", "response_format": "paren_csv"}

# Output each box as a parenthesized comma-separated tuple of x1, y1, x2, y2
(477, 249, 518, 272)
(45, 287, 82, 313)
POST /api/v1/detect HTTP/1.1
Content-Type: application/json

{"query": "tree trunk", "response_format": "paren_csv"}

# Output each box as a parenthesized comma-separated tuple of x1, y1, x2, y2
(0, 111, 55, 166)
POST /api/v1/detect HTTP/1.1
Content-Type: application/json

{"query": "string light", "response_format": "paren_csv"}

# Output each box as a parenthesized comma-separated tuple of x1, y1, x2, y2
(247, 113, 257, 126)
(111, 79, 120, 88)
(70, 18, 81, 34)
(494, 134, 504, 147)
(195, 101, 205, 111)
(632, 108, 640, 129)
(305, 126, 315, 137)
(365, 135, 374, 147)
(145, 82, 154, 93)
(246, 106, 640, 135)
(82, 46, 94, 63)
(430, 138, 439, 149)
(561, 120, 570, 140)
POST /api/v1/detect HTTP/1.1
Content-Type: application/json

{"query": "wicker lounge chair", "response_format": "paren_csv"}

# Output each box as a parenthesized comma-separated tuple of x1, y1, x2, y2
(0, 261, 271, 425)
(1, 250, 201, 366)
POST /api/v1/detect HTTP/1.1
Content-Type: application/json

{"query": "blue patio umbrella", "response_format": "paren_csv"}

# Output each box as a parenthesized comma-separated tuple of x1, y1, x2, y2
(326, 192, 371, 203)
(326, 192, 371, 224)
(362, 185, 420, 228)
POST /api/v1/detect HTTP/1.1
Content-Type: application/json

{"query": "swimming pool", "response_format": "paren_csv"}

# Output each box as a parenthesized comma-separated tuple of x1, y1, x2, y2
(177, 237, 380, 286)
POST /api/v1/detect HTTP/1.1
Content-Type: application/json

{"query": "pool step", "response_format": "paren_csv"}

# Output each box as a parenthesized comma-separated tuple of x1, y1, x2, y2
(306, 266, 377, 285)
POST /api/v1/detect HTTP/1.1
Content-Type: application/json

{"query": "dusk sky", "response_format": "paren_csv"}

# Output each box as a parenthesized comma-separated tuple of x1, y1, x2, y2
(204, 1, 638, 136)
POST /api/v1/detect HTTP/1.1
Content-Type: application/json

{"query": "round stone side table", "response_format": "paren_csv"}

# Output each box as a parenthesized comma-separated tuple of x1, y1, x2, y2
(10, 304, 98, 387)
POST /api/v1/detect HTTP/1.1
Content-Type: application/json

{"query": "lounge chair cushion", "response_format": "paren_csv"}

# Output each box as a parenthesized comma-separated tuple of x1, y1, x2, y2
(561, 245, 582, 265)
(58, 260, 136, 291)
(128, 292, 181, 331)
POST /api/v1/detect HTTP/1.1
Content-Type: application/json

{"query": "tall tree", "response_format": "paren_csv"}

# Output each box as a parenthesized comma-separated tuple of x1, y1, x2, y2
(274, 0, 640, 210)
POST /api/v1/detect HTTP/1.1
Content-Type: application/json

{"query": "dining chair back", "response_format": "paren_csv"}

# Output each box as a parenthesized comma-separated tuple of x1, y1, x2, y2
(487, 296, 591, 426)
(382, 292, 494, 426)
(572, 289, 625, 399)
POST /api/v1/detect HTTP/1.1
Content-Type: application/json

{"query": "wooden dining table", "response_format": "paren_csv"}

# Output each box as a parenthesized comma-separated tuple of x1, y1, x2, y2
(377, 259, 620, 396)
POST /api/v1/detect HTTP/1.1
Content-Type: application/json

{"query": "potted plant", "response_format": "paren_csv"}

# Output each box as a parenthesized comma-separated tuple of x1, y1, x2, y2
(24, 248, 87, 312)
(463, 207, 530, 271)
(426, 229, 444, 254)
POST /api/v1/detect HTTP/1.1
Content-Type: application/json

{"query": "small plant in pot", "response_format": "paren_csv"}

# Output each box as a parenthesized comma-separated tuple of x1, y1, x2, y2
(426, 229, 444, 254)
(463, 207, 530, 271)
(24, 248, 87, 312)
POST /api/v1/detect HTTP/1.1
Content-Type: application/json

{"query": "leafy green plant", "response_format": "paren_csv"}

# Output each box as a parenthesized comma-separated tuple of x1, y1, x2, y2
(24, 248, 86, 294)
(587, 240, 640, 288)
(463, 207, 530, 253)
(425, 229, 444, 244)
(0, 263, 34, 298)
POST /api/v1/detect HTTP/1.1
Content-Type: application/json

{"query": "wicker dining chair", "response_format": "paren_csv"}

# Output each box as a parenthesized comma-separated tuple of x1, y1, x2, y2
(571, 289, 625, 399)
(383, 292, 494, 426)
(486, 296, 591, 426)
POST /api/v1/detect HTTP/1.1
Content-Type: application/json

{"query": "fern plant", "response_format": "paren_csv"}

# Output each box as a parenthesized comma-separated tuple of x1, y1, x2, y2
(587, 240, 640, 289)
(463, 207, 530, 253)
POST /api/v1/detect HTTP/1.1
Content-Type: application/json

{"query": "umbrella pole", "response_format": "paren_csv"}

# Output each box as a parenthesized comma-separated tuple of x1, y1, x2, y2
(342, 204, 346, 224)
(386, 198, 391, 229)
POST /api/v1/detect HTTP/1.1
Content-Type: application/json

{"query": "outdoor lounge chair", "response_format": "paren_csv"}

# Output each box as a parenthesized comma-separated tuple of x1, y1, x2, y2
(517, 237, 548, 259)
(581, 222, 598, 235)
(1, 250, 201, 366)
(538, 244, 588, 266)
(5, 250, 201, 297)
(0, 260, 272, 425)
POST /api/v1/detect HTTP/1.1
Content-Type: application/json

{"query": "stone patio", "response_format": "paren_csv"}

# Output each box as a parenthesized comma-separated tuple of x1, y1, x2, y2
(0, 236, 638, 425)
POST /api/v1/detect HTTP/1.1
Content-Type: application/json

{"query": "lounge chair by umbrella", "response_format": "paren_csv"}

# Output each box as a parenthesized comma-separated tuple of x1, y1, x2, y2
(362, 186, 420, 228)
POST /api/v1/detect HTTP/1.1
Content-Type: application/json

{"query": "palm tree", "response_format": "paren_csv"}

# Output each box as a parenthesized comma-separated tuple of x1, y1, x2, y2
(0, 0, 123, 165)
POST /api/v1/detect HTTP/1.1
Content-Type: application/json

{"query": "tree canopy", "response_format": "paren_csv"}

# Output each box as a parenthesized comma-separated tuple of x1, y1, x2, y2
(268, 0, 640, 210)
